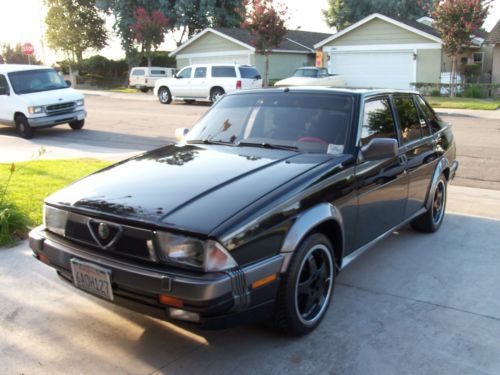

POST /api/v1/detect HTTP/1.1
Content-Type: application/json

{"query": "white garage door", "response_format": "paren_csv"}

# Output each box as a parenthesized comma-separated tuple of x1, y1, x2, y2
(329, 50, 415, 89)
(190, 54, 250, 65)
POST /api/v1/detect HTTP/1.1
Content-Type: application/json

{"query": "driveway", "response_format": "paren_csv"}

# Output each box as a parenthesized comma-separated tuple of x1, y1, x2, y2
(1, 185, 499, 374)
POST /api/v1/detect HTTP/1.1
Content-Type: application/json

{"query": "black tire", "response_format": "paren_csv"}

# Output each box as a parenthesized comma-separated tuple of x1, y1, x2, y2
(210, 87, 225, 103)
(69, 120, 85, 130)
(15, 115, 34, 139)
(158, 86, 172, 104)
(271, 233, 336, 336)
(140, 87, 149, 93)
(411, 175, 447, 233)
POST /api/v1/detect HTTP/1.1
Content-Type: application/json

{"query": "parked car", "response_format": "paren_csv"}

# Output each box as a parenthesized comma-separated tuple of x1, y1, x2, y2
(129, 67, 177, 93)
(30, 87, 458, 335)
(0, 64, 86, 139)
(274, 67, 346, 88)
(153, 64, 262, 104)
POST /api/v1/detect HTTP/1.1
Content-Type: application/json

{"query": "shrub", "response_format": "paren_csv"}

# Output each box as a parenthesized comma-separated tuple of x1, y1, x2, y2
(430, 89, 441, 97)
(0, 203, 30, 246)
(463, 84, 485, 98)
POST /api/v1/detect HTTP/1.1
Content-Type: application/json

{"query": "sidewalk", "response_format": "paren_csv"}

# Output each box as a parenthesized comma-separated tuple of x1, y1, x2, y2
(79, 89, 156, 102)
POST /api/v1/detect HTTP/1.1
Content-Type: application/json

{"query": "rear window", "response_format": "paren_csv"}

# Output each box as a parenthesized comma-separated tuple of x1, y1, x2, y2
(415, 95, 441, 133)
(132, 69, 145, 76)
(394, 96, 423, 144)
(239, 67, 260, 79)
(211, 66, 237, 78)
(150, 70, 166, 75)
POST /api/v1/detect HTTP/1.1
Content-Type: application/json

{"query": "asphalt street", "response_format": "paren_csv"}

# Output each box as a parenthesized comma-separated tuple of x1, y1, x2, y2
(1, 91, 500, 374)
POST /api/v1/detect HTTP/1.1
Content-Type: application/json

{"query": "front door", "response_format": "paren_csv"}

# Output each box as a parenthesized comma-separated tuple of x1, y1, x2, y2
(353, 96, 408, 249)
(191, 66, 207, 98)
(172, 67, 192, 97)
(0, 74, 11, 123)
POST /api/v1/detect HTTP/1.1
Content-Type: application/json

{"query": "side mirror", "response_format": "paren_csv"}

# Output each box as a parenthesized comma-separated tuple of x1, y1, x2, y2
(175, 127, 190, 141)
(65, 80, 72, 87)
(255, 75, 261, 80)
(360, 138, 398, 161)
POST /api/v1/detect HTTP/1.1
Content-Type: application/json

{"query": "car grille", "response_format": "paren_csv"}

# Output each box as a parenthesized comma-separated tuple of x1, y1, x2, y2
(63, 211, 157, 262)
(45, 101, 76, 115)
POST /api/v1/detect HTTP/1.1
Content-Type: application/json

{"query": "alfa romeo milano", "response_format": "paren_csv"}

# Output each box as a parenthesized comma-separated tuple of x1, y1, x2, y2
(30, 87, 458, 335)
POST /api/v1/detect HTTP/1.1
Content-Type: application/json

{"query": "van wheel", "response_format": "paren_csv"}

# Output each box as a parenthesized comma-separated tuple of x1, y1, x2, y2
(158, 87, 172, 104)
(210, 87, 225, 103)
(69, 120, 85, 130)
(271, 233, 336, 336)
(15, 115, 34, 139)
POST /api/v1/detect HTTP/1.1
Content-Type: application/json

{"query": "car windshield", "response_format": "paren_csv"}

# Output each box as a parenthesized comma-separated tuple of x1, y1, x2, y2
(186, 92, 353, 154)
(8, 69, 68, 94)
(293, 69, 320, 78)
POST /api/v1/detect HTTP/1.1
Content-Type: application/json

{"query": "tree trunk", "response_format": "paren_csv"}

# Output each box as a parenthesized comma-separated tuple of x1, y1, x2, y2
(147, 55, 152, 67)
(450, 54, 457, 98)
(264, 53, 269, 88)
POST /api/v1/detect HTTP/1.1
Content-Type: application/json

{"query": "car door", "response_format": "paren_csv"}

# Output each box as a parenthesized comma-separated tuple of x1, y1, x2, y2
(393, 95, 438, 217)
(191, 66, 207, 98)
(172, 67, 192, 97)
(353, 96, 408, 249)
(0, 74, 11, 123)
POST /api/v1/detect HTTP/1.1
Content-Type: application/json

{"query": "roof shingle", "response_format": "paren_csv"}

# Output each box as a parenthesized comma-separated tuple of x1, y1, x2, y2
(486, 19, 500, 44)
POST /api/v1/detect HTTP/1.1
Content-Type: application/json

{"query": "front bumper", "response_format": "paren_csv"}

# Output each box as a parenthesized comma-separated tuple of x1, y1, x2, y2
(29, 227, 282, 329)
(28, 109, 86, 128)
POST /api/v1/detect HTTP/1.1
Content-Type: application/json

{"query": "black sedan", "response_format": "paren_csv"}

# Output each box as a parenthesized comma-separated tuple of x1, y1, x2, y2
(30, 88, 458, 335)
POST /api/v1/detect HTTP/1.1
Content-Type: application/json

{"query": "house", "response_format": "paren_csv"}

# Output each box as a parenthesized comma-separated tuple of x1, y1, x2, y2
(486, 19, 500, 85)
(168, 28, 332, 80)
(314, 13, 492, 89)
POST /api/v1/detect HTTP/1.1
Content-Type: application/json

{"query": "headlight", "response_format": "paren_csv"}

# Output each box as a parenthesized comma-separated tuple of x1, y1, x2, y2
(28, 106, 44, 114)
(156, 232, 237, 272)
(43, 205, 68, 236)
(75, 99, 84, 107)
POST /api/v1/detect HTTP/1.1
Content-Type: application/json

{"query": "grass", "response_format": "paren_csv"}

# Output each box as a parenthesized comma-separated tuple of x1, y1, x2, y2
(0, 159, 111, 245)
(108, 87, 142, 93)
(425, 96, 500, 110)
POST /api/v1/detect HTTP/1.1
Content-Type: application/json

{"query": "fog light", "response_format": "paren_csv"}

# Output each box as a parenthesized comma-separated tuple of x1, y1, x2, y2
(169, 307, 200, 323)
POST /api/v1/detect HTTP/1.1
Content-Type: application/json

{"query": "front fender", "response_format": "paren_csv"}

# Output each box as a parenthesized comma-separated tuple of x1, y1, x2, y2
(280, 203, 344, 272)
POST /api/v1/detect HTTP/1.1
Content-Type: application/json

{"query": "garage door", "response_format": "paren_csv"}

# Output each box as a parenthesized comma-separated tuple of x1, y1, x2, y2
(190, 54, 250, 65)
(328, 51, 414, 89)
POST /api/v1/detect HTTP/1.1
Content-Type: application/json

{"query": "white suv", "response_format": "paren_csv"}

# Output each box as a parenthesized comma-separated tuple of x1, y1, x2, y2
(0, 64, 86, 139)
(153, 64, 262, 104)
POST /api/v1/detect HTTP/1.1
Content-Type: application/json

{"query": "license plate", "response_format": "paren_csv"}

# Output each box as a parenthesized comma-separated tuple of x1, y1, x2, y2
(71, 259, 113, 301)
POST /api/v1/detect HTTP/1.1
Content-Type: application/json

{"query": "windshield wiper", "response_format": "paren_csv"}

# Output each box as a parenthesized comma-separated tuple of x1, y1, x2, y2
(186, 139, 236, 146)
(236, 141, 298, 151)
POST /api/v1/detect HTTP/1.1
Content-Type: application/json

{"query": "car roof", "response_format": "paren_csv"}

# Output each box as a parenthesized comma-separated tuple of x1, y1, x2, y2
(184, 64, 255, 68)
(227, 86, 420, 97)
(0, 64, 53, 74)
(131, 67, 174, 70)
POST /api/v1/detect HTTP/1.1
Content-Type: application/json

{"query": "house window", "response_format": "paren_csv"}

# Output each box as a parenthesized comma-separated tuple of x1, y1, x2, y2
(473, 52, 484, 69)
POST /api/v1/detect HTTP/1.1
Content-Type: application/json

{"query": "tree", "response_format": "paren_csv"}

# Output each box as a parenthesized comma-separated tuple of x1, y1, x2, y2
(323, 0, 428, 30)
(45, 0, 108, 64)
(420, 0, 490, 96)
(243, 0, 288, 87)
(131, 8, 169, 67)
(0, 44, 42, 65)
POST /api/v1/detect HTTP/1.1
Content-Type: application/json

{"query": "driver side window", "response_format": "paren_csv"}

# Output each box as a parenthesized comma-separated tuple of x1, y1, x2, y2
(178, 68, 192, 79)
(0, 75, 9, 95)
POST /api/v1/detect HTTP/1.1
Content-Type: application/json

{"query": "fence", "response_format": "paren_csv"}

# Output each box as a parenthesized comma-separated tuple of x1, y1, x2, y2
(412, 82, 500, 98)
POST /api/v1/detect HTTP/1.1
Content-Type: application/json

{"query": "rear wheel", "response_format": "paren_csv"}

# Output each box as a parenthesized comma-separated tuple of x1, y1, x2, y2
(140, 87, 149, 93)
(158, 86, 172, 104)
(411, 175, 447, 233)
(69, 120, 85, 130)
(210, 87, 225, 103)
(271, 233, 335, 336)
(15, 115, 34, 139)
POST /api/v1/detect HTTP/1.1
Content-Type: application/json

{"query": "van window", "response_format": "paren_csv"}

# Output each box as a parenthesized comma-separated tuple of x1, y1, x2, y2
(212, 66, 237, 78)
(194, 67, 207, 78)
(132, 69, 145, 76)
(8, 69, 68, 95)
(394, 96, 422, 144)
(150, 70, 166, 75)
(361, 98, 397, 146)
(0, 75, 8, 95)
(239, 67, 260, 79)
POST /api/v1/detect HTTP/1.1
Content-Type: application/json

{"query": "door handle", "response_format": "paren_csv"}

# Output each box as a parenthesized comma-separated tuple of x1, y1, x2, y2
(398, 155, 407, 165)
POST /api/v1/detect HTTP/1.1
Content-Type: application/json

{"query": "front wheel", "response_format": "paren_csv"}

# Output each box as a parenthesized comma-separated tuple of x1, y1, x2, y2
(69, 120, 85, 130)
(15, 115, 34, 139)
(271, 233, 336, 336)
(210, 87, 225, 103)
(158, 87, 172, 104)
(411, 175, 447, 233)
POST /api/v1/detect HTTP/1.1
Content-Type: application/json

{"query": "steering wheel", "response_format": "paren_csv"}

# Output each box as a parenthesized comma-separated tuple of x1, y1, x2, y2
(297, 137, 328, 144)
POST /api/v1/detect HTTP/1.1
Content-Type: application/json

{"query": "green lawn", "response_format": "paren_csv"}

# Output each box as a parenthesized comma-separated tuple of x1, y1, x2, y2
(1, 159, 111, 227)
(425, 96, 500, 110)
(108, 87, 141, 93)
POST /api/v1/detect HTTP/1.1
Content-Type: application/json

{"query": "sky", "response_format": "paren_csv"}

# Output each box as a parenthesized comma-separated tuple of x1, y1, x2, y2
(0, 0, 499, 65)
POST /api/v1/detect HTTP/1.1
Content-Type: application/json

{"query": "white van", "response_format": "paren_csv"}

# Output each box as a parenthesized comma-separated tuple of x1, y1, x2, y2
(129, 67, 177, 92)
(0, 64, 86, 139)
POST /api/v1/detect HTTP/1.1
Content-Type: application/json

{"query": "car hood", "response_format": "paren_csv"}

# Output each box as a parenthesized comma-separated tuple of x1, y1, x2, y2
(274, 77, 316, 87)
(17, 88, 84, 107)
(46, 144, 335, 235)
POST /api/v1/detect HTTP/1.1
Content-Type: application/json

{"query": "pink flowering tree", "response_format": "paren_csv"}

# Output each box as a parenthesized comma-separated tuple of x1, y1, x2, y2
(242, 0, 288, 87)
(419, 0, 490, 96)
(131, 8, 169, 67)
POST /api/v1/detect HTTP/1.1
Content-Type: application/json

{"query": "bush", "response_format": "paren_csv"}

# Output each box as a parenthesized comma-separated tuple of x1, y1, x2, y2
(463, 84, 485, 98)
(430, 89, 441, 97)
(0, 203, 30, 246)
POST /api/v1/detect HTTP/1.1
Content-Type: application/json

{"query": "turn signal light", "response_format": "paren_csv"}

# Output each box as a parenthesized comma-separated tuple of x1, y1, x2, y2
(38, 253, 50, 264)
(251, 274, 277, 289)
(159, 294, 184, 308)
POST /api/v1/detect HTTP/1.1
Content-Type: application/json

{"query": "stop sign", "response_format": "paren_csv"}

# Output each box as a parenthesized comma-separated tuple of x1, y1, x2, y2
(21, 43, 34, 55)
